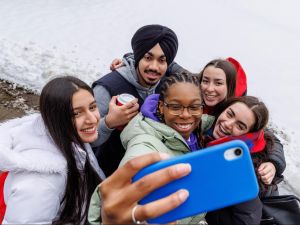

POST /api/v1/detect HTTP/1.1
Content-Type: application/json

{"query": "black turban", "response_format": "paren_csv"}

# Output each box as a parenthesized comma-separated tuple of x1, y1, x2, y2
(131, 24, 178, 67)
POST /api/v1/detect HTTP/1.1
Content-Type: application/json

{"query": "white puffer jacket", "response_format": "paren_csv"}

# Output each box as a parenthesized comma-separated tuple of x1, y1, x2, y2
(0, 114, 104, 224)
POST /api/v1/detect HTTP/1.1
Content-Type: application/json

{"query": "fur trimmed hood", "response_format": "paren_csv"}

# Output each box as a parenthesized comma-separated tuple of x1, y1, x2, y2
(0, 114, 67, 174)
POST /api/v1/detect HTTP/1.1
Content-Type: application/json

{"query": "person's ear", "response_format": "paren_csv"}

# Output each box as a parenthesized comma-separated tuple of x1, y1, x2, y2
(158, 100, 164, 115)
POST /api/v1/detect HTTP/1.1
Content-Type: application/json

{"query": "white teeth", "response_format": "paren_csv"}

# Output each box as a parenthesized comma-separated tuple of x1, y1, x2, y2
(205, 94, 216, 99)
(219, 124, 230, 135)
(176, 123, 192, 129)
(82, 127, 95, 132)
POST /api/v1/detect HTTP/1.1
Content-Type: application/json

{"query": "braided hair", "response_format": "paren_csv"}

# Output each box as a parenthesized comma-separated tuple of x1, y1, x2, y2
(158, 72, 201, 101)
(156, 72, 203, 141)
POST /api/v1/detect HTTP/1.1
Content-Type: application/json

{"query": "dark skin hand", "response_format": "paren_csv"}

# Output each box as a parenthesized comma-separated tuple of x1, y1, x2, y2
(100, 153, 191, 224)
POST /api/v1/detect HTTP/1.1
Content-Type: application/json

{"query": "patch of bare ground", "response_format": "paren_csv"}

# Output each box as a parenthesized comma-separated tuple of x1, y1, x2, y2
(0, 79, 39, 122)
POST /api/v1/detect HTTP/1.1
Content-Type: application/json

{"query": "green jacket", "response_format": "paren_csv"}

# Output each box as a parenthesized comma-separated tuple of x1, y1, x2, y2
(120, 113, 192, 166)
(120, 113, 214, 166)
(88, 113, 214, 224)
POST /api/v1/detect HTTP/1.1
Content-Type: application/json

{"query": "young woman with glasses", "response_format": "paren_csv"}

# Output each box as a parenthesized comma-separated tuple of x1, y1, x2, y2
(100, 72, 214, 224)
(119, 72, 213, 165)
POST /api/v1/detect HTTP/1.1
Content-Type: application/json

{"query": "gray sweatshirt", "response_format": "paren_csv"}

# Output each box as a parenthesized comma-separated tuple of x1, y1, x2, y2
(92, 56, 159, 146)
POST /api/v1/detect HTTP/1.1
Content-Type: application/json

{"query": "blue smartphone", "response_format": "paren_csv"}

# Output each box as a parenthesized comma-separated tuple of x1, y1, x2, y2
(132, 140, 259, 224)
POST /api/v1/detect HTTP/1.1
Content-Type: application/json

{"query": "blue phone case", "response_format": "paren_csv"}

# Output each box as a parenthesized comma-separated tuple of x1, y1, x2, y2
(132, 140, 259, 224)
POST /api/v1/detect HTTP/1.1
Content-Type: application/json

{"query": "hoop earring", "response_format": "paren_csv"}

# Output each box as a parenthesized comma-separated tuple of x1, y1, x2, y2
(155, 105, 164, 122)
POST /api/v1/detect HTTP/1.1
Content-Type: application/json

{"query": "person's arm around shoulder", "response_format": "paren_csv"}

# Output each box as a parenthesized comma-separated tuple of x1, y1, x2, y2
(109, 53, 134, 71)
(3, 172, 65, 224)
(166, 62, 189, 75)
(92, 85, 114, 146)
(257, 131, 286, 185)
(257, 131, 286, 184)
(268, 132, 286, 175)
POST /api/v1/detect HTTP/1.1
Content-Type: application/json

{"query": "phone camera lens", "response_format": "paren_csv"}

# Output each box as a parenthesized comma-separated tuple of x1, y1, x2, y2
(234, 149, 242, 156)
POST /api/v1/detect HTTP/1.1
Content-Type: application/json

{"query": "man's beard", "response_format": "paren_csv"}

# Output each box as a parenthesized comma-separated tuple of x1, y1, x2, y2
(137, 68, 162, 87)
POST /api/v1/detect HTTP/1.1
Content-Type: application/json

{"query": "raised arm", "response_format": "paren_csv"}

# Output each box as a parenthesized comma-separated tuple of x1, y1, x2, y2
(89, 153, 191, 224)
(92, 86, 139, 147)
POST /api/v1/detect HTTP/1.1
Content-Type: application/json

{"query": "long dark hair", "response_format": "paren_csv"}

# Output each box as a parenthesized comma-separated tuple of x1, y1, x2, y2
(199, 59, 237, 115)
(221, 96, 274, 196)
(40, 76, 101, 225)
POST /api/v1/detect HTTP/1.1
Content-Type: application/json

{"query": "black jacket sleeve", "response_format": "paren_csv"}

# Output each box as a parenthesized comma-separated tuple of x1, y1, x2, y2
(267, 131, 286, 176)
(205, 197, 263, 225)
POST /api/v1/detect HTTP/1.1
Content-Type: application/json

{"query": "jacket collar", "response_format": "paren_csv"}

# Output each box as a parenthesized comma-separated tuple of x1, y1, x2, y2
(142, 114, 191, 152)
(206, 130, 266, 153)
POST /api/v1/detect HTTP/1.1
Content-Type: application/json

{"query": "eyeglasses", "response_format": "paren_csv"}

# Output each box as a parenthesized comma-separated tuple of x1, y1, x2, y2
(163, 102, 203, 115)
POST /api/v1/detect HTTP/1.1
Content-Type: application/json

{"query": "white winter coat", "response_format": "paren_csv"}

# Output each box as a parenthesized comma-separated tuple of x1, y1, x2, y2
(0, 114, 104, 224)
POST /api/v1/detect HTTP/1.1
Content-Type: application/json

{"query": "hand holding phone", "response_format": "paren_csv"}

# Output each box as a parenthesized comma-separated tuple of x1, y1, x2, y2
(132, 140, 259, 224)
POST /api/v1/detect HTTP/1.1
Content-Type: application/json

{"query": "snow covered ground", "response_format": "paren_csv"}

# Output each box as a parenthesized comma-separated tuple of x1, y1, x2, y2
(0, 0, 299, 196)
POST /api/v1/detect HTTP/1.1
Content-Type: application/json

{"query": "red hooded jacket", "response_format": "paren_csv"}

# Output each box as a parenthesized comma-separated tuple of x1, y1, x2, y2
(203, 57, 247, 116)
(227, 57, 247, 97)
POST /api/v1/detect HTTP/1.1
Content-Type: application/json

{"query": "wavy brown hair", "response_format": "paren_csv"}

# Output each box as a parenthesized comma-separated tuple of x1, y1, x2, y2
(220, 96, 274, 196)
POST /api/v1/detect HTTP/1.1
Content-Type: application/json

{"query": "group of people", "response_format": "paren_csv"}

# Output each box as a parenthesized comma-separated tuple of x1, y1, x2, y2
(0, 24, 285, 224)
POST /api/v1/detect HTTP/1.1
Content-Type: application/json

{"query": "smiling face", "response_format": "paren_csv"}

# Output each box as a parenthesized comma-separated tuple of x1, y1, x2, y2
(213, 102, 255, 139)
(137, 43, 168, 87)
(72, 89, 100, 143)
(159, 82, 202, 140)
(201, 65, 228, 107)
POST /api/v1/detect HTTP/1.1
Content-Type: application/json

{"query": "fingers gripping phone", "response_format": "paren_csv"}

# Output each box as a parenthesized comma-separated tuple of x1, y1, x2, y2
(132, 140, 259, 224)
